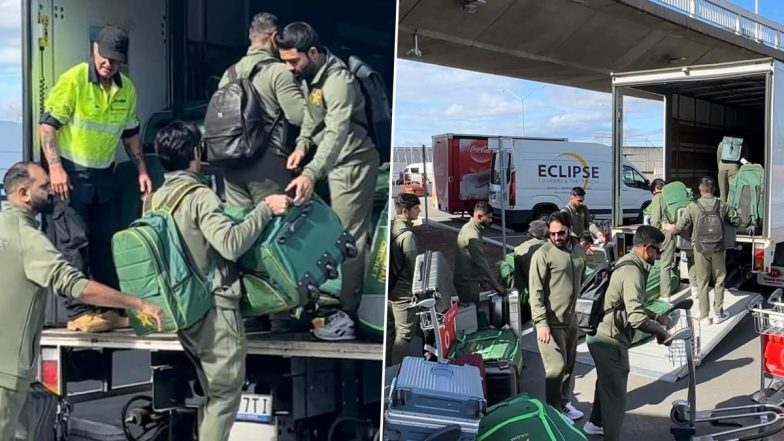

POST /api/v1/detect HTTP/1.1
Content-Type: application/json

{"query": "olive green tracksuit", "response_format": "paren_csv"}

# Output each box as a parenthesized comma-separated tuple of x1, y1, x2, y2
(454, 219, 496, 305)
(513, 237, 547, 294)
(717, 142, 748, 203)
(528, 237, 586, 410)
(295, 49, 380, 315)
(386, 217, 418, 366)
(152, 171, 273, 441)
(219, 47, 305, 206)
(587, 251, 659, 441)
(649, 191, 677, 297)
(561, 203, 599, 237)
(0, 204, 89, 439)
(675, 195, 741, 318)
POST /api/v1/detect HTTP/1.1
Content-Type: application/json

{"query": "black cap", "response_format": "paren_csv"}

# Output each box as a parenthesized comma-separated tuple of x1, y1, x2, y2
(96, 26, 128, 63)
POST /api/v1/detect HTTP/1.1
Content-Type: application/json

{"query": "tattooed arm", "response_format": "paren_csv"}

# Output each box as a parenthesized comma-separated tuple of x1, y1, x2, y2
(39, 123, 70, 198)
(122, 134, 152, 195)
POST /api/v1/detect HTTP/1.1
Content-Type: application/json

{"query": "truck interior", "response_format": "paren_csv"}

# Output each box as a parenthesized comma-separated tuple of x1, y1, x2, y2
(615, 71, 767, 237)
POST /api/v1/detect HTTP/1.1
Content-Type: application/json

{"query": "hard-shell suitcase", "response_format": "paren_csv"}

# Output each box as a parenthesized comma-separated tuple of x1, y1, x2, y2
(16, 382, 59, 441)
(384, 410, 480, 441)
(485, 360, 520, 405)
(453, 353, 488, 399)
(488, 292, 508, 329)
(455, 303, 478, 335)
(389, 356, 486, 420)
(412, 251, 456, 312)
(507, 289, 525, 338)
(448, 328, 524, 382)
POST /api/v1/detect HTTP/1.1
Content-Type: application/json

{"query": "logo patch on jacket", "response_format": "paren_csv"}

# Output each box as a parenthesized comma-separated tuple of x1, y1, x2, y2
(310, 89, 323, 106)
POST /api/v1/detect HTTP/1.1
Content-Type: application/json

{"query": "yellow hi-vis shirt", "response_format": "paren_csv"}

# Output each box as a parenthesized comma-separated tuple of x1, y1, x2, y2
(42, 62, 139, 169)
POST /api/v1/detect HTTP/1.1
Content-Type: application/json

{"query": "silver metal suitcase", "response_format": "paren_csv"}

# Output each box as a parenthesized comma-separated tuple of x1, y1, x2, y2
(412, 251, 456, 313)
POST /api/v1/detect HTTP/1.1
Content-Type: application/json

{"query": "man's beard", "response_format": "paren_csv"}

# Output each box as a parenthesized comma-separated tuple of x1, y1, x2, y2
(31, 194, 54, 214)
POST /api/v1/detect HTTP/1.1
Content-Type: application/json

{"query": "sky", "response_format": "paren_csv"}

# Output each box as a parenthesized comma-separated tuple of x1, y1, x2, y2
(392, 0, 784, 148)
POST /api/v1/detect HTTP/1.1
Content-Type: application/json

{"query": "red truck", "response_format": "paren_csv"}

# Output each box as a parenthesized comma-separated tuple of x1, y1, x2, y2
(432, 134, 493, 214)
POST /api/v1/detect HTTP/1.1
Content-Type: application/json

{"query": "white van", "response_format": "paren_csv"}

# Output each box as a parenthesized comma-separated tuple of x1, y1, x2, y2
(397, 162, 434, 185)
(488, 138, 651, 226)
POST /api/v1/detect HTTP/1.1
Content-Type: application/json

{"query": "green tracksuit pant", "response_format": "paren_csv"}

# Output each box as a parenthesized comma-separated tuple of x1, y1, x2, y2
(328, 161, 378, 315)
(0, 386, 27, 441)
(660, 230, 677, 297)
(588, 339, 630, 441)
(386, 297, 418, 366)
(693, 250, 727, 318)
(178, 307, 247, 441)
(536, 324, 578, 410)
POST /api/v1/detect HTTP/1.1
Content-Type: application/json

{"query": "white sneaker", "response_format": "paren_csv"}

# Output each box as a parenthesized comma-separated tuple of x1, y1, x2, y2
(711, 311, 730, 325)
(311, 311, 356, 341)
(563, 402, 584, 420)
(583, 421, 604, 435)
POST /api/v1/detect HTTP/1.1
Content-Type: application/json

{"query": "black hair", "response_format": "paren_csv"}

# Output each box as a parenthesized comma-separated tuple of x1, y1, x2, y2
(571, 187, 586, 197)
(651, 178, 665, 192)
(699, 176, 716, 194)
(547, 210, 572, 229)
(277, 22, 323, 53)
(2, 161, 36, 195)
(634, 225, 665, 247)
(579, 231, 594, 245)
(155, 121, 202, 172)
(395, 192, 420, 214)
(249, 12, 279, 39)
(474, 201, 491, 215)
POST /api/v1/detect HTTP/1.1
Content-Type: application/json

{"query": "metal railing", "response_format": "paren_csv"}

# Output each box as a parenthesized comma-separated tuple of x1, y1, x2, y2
(654, 0, 784, 51)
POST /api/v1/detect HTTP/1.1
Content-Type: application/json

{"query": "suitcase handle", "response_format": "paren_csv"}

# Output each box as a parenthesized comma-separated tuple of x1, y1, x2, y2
(277, 204, 313, 243)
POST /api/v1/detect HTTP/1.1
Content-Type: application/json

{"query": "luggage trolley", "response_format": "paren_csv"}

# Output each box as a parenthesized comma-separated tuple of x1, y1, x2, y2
(751, 289, 784, 406)
(667, 298, 784, 440)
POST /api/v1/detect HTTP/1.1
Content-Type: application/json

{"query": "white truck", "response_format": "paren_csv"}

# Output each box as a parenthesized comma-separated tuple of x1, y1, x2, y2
(609, 58, 783, 287)
(21, 0, 392, 439)
(488, 137, 652, 227)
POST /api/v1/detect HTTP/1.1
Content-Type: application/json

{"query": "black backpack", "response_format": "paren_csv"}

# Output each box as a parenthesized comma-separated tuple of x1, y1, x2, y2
(203, 60, 283, 168)
(694, 200, 724, 253)
(575, 261, 637, 335)
(348, 56, 392, 164)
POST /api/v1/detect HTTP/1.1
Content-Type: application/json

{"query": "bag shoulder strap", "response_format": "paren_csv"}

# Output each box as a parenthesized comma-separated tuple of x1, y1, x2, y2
(227, 63, 239, 82)
(145, 182, 206, 215)
(603, 260, 638, 315)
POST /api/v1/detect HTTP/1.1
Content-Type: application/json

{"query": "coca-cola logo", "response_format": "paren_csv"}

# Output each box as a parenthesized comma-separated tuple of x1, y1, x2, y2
(468, 143, 492, 164)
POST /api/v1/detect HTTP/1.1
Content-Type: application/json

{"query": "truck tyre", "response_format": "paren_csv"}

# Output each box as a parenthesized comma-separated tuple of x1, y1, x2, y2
(533, 206, 557, 224)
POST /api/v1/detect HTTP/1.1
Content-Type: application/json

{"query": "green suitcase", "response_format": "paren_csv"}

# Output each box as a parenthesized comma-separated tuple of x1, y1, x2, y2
(448, 328, 524, 376)
(478, 394, 587, 441)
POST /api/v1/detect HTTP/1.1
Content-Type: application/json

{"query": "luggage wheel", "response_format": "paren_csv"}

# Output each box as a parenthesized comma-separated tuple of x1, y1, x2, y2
(336, 232, 359, 258)
(317, 253, 339, 279)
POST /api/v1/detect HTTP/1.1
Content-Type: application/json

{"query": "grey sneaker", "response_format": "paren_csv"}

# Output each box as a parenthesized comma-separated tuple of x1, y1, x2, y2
(583, 421, 604, 435)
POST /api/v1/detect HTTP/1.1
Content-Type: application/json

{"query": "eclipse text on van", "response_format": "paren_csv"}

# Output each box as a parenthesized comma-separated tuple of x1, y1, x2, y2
(537, 164, 599, 180)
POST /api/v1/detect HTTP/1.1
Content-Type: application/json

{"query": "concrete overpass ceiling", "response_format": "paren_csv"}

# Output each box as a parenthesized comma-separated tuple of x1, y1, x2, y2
(397, 0, 782, 92)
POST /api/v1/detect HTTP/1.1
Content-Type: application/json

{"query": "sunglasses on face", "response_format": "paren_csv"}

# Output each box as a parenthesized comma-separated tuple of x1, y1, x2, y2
(647, 244, 662, 254)
(550, 230, 568, 237)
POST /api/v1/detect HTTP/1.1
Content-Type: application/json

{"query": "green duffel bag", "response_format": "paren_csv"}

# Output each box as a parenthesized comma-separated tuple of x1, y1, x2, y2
(112, 182, 214, 336)
(478, 394, 587, 441)
(225, 196, 357, 312)
(498, 252, 515, 289)
(357, 203, 389, 341)
(645, 259, 680, 300)
(630, 299, 681, 347)
(239, 273, 301, 317)
(448, 328, 524, 375)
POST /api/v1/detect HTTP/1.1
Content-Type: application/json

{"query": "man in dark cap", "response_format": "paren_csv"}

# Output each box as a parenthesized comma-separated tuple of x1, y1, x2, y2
(39, 25, 152, 332)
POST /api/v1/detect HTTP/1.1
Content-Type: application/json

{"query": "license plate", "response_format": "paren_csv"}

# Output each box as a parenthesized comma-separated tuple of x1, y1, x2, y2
(236, 394, 273, 423)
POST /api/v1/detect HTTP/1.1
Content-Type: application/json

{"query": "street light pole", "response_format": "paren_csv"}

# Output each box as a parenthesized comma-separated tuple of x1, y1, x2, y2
(499, 85, 547, 137)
